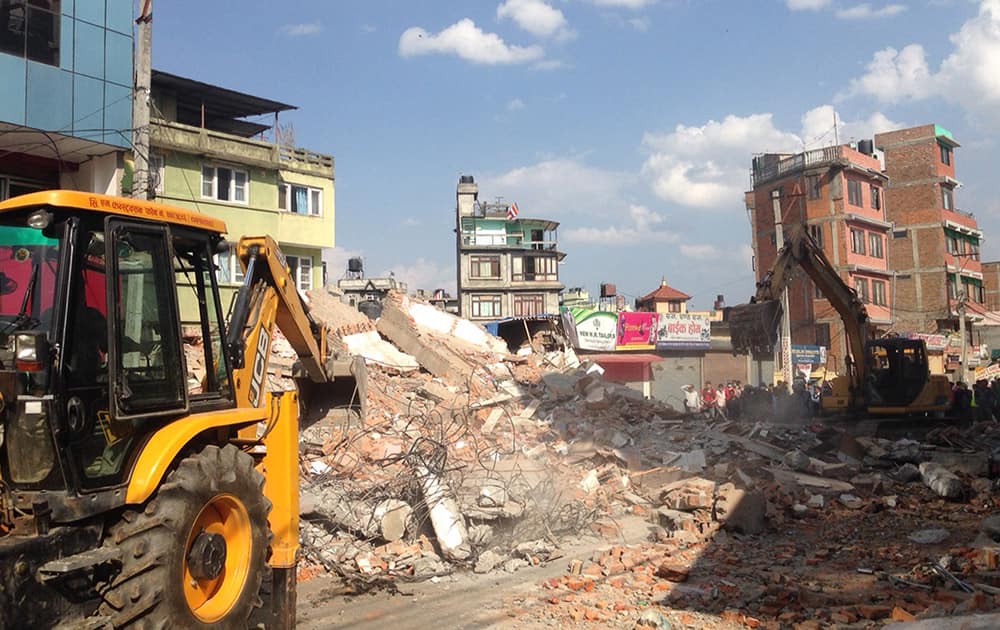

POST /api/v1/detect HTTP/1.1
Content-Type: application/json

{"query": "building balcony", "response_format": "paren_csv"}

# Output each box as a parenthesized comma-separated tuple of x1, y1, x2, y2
(752, 146, 846, 187)
(150, 118, 333, 177)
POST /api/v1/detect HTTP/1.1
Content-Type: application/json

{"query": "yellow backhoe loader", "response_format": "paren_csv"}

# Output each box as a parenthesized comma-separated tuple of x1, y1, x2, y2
(727, 225, 952, 416)
(0, 191, 345, 628)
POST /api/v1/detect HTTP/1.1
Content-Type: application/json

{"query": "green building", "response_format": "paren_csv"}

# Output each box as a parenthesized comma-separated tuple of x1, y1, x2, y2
(148, 71, 334, 306)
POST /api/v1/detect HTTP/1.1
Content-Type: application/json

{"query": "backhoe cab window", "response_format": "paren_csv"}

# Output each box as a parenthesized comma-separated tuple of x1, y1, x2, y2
(110, 226, 186, 417)
(0, 224, 59, 334)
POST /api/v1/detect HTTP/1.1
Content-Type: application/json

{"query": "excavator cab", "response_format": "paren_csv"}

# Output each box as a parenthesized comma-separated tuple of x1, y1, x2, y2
(0, 192, 308, 628)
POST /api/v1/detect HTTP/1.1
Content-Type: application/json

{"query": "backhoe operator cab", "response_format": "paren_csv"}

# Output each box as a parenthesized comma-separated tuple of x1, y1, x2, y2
(0, 191, 309, 628)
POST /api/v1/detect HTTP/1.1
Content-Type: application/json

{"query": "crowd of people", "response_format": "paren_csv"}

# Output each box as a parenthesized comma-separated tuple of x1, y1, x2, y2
(951, 379, 1000, 422)
(681, 379, 825, 422)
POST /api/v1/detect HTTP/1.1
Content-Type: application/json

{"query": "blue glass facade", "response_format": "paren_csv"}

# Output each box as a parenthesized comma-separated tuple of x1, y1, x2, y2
(0, 1, 133, 148)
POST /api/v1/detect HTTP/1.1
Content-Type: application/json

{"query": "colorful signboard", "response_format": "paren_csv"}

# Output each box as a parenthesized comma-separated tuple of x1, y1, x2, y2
(975, 362, 1000, 382)
(616, 312, 658, 349)
(564, 307, 618, 351)
(654, 312, 710, 350)
(907, 332, 948, 351)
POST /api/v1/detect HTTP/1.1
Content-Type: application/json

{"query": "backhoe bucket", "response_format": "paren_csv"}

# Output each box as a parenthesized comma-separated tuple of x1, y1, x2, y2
(726, 300, 782, 356)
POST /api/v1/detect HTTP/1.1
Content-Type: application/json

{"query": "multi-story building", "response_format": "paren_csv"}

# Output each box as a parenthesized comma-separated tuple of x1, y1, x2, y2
(455, 175, 564, 321)
(148, 71, 334, 302)
(874, 125, 983, 333)
(746, 143, 892, 373)
(0, 1, 133, 198)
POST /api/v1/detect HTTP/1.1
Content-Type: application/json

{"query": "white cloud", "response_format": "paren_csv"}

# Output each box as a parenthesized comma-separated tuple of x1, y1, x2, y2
(786, 0, 832, 10)
(641, 113, 801, 209)
(679, 244, 718, 259)
(640, 107, 900, 210)
(480, 158, 633, 218)
(382, 258, 455, 294)
(279, 22, 322, 36)
(842, 45, 935, 104)
(497, 0, 574, 41)
(565, 205, 679, 244)
(588, 0, 657, 8)
(399, 19, 544, 64)
(507, 98, 526, 111)
(800, 105, 904, 147)
(836, 4, 906, 19)
(841, 1, 1000, 127)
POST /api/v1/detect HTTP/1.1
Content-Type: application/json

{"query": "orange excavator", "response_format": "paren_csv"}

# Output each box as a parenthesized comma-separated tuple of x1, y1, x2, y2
(727, 226, 951, 416)
(0, 191, 345, 627)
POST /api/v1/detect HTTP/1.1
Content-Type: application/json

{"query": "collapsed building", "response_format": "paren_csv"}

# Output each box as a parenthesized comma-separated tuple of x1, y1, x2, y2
(205, 287, 1000, 628)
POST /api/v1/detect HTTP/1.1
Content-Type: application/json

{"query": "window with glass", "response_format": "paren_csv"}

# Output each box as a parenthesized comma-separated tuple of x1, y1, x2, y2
(149, 154, 165, 195)
(278, 182, 322, 216)
(847, 180, 863, 206)
(512, 255, 558, 281)
(470, 255, 501, 279)
(806, 175, 821, 200)
(513, 294, 544, 317)
(853, 277, 869, 303)
(948, 275, 958, 299)
(868, 233, 883, 258)
(940, 143, 952, 166)
(942, 186, 954, 211)
(850, 228, 866, 255)
(0, 0, 59, 66)
(286, 255, 313, 292)
(870, 186, 881, 210)
(173, 233, 232, 400)
(808, 224, 822, 246)
(871, 280, 886, 306)
(471, 294, 501, 318)
(946, 233, 960, 255)
(668, 301, 682, 313)
(214, 242, 245, 285)
(201, 165, 248, 203)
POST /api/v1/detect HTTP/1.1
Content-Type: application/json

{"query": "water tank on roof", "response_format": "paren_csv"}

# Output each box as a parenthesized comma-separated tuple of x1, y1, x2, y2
(858, 139, 874, 155)
(347, 257, 364, 273)
(459, 175, 475, 184)
(600, 283, 617, 298)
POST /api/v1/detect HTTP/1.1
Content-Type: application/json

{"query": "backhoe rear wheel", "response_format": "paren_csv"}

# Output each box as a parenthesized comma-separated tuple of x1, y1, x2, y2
(98, 444, 271, 629)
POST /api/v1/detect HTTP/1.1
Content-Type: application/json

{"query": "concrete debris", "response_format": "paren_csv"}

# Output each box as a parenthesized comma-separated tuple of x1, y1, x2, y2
(782, 449, 811, 472)
(919, 461, 964, 500)
(288, 290, 1000, 628)
(908, 528, 951, 545)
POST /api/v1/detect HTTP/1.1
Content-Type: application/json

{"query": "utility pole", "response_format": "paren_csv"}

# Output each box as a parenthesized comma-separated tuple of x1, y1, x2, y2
(772, 189, 793, 390)
(132, 0, 153, 200)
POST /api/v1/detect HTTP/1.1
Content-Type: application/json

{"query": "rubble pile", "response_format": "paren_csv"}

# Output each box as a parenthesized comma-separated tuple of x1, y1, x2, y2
(282, 288, 1000, 626)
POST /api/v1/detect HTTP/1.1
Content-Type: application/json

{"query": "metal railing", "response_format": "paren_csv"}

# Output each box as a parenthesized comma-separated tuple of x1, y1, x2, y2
(752, 146, 844, 186)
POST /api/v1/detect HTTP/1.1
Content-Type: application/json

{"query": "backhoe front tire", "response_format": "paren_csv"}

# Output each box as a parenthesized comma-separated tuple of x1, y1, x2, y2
(98, 444, 271, 629)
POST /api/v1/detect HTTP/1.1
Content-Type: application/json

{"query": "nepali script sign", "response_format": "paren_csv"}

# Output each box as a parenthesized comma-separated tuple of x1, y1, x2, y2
(655, 312, 710, 350)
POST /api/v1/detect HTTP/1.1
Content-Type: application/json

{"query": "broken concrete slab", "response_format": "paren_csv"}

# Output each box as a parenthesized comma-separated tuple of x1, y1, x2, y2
(929, 450, 990, 477)
(714, 487, 767, 535)
(919, 461, 963, 500)
(765, 467, 856, 493)
(376, 299, 475, 383)
(541, 372, 584, 398)
(907, 528, 950, 545)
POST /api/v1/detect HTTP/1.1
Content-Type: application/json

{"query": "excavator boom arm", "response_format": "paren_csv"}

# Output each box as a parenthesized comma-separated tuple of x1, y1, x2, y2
(728, 226, 870, 394)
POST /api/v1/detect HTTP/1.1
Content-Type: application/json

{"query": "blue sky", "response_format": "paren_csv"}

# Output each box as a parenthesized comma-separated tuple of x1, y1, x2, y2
(153, 0, 1000, 309)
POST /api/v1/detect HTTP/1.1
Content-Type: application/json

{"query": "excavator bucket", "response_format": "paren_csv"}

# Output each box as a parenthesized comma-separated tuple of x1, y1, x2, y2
(726, 300, 783, 356)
